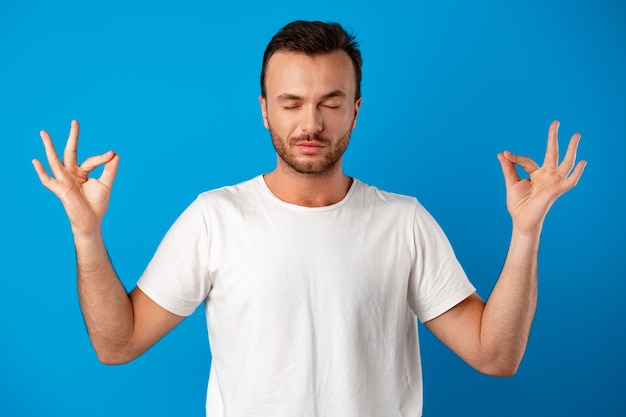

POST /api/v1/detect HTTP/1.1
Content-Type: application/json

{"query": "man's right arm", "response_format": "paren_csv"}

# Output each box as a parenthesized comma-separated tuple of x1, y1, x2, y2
(75, 231, 183, 364)
(33, 120, 182, 364)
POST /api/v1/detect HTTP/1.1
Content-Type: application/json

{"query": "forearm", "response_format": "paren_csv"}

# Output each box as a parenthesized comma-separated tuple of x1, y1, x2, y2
(429, 122, 584, 376)
(74, 230, 134, 363)
(480, 226, 540, 373)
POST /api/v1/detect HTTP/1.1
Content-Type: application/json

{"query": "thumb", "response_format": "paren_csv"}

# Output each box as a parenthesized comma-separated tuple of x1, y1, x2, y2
(497, 152, 519, 188)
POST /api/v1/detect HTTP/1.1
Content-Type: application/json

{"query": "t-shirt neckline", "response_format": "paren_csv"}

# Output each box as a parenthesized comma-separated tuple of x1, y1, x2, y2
(255, 174, 359, 212)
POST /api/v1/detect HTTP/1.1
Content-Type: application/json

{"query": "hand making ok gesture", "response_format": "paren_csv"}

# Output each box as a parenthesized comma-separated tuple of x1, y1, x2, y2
(32, 120, 120, 237)
(497, 120, 586, 235)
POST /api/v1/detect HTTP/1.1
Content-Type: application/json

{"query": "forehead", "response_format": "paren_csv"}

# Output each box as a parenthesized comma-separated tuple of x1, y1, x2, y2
(264, 50, 356, 98)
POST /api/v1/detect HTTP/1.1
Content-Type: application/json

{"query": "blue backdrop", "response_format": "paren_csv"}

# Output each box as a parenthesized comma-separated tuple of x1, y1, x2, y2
(1, 0, 624, 416)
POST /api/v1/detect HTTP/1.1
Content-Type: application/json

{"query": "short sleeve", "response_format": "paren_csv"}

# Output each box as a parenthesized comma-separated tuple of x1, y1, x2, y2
(137, 197, 212, 317)
(407, 202, 476, 323)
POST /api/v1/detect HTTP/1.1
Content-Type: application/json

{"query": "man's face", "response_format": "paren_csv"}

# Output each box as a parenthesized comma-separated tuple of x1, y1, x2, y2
(259, 50, 362, 176)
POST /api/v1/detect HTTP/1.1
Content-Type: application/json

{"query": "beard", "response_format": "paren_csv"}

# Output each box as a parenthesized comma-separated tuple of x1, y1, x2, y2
(269, 124, 353, 176)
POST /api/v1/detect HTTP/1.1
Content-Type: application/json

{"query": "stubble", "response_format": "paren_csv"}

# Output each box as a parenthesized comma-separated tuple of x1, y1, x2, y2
(268, 125, 352, 176)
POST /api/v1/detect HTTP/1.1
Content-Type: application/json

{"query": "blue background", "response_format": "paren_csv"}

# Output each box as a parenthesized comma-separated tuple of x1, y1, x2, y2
(1, 0, 624, 416)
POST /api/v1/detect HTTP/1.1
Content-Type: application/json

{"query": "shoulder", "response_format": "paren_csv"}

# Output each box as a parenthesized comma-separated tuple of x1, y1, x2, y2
(191, 175, 265, 211)
(352, 179, 420, 213)
(171, 176, 264, 226)
(352, 180, 444, 232)
(197, 176, 260, 202)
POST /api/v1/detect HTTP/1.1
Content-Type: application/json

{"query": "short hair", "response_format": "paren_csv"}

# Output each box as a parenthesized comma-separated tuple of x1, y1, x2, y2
(260, 20, 362, 100)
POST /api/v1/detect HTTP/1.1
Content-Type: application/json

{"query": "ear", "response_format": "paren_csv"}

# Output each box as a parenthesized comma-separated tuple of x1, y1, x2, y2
(352, 97, 363, 129)
(259, 95, 269, 129)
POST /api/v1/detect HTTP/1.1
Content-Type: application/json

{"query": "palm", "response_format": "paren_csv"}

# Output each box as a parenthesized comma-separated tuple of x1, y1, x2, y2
(33, 120, 119, 235)
(497, 121, 586, 234)
(80, 178, 115, 218)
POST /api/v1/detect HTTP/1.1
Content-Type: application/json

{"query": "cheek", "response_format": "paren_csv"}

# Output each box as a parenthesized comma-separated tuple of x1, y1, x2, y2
(267, 110, 299, 136)
(325, 109, 356, 131)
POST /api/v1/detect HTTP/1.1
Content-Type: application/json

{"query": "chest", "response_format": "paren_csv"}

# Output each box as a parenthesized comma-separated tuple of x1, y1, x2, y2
(205, 207, 414, 319)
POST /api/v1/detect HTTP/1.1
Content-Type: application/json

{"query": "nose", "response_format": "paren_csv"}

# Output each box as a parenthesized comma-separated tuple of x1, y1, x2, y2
(300, 105, 323, 134)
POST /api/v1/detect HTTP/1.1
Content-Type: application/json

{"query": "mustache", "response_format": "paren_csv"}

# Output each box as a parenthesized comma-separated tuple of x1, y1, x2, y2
(290, 133, 331, 145)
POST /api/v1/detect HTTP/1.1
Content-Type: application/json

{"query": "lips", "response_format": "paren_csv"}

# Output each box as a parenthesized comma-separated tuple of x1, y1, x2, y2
(296, 142, 325, 154)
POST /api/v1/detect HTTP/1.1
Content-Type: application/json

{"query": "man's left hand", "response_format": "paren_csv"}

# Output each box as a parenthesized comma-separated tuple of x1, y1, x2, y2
(497, 120, 586, 235)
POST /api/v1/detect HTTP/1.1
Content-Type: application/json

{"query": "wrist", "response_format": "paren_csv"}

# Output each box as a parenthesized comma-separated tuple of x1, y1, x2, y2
(511, 223, 542, 238)
(72, 225, 104, 245)
(509, 225, 541, 253)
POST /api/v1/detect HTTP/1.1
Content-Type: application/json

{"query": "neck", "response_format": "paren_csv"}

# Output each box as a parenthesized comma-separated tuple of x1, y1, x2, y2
(264, 163, 353, 207)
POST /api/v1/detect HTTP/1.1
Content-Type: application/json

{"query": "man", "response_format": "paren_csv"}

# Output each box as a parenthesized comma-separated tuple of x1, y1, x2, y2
(33, 20, 585, 416)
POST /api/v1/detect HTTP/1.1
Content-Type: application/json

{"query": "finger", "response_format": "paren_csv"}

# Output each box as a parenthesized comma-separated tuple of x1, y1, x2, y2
(63, 120, 80, 166)
(503, 150, 540, 175)
(557, 132, 582, 178)
(99, 153, 120, 189)
(543, 120, 560, 169)
(80, 150, 116, 174)
(32, 158, 56, 191)
(562, 160, 587, 191)
(497, 152, 520, 188)
(39, 129, 64, 177)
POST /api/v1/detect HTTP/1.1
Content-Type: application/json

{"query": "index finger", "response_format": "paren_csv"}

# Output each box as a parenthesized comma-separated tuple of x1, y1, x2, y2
(39, 129, 64, 177)
(63, 120, 80, 166)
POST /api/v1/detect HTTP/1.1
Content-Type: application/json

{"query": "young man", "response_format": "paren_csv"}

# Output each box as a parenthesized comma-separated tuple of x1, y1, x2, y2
(33, 21, 585, 417)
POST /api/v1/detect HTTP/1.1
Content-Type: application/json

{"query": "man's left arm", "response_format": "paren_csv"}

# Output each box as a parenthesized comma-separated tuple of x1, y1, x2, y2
(425, 120, 586, 377)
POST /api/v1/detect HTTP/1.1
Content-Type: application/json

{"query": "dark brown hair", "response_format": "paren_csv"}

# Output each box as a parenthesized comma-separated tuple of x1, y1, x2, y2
(260, 20, 362, 100)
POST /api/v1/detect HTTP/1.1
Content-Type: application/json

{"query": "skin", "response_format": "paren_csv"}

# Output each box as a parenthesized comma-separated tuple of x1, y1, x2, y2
(32, 122, 182, 364)
(260, 50, 362, 207)
(33, 50, 586, 374)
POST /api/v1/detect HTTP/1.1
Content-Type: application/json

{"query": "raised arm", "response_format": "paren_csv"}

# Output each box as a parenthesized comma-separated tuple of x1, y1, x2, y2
(424, 120, 586, 376)
(33, 120, 183, 364)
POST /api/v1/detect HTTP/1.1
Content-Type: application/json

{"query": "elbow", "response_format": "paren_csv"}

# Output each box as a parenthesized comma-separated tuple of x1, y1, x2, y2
(94, 346, 138, 366)
(96, 352, 130, 366)
(89, 332, 147, 365)
(482, 361, 520, 378)
(473, 350, 524, 377)
(97, 355, 129, 366)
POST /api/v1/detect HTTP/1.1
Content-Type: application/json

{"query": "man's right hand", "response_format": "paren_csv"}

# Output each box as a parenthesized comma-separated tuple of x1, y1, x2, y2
(32, 120, 119, 237)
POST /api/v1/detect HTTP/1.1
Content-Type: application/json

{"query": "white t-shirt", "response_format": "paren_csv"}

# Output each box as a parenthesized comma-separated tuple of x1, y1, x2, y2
(137, 175, 475, 417)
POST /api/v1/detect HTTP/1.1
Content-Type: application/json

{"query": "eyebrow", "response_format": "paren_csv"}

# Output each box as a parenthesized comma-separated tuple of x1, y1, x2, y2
(277, 90, 348, 102)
